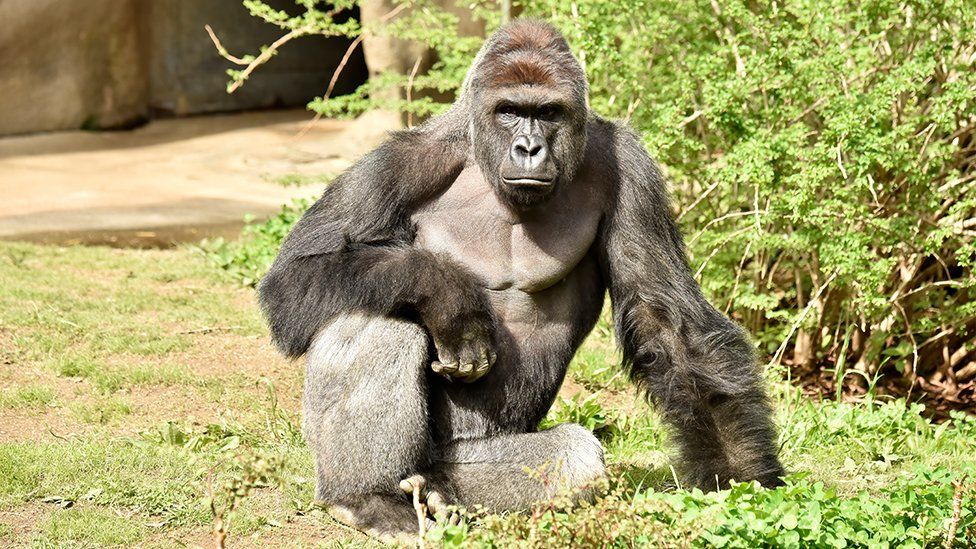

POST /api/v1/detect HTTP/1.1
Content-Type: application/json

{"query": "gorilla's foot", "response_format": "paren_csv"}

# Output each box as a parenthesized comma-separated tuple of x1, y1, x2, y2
(400, 474, 463, 527)
(328, 493, 421, 544)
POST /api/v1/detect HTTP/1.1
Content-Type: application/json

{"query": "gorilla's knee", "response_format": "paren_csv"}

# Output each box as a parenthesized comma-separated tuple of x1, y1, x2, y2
(303, 313, 432, 501)
(548, 423, 607, 492)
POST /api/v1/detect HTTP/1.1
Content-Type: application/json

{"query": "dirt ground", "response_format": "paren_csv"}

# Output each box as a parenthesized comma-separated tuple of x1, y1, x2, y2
(0, 109, 397, 247)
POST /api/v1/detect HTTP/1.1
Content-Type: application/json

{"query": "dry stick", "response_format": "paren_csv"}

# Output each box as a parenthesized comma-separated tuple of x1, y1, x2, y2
(724, 239, 753, 315)
(204, 25, 248, 65)
(692, 226, 752, 280)
(893, 299, 919, 376)
(206, 469, 227, 549)
(944, 474, 968, 549)
(677, 179, 721, 221)
(207, 24, 314, 93)
(412, 483, 427, 548)
(296, 3, 410, 139)
(688, 209, 762, 247)
(677, 109, 704, 128)
(406, 54, 424, 129)
(770, 271, 838, 367)
(709, 0, 745, 77)
(500, 0, 513, 24)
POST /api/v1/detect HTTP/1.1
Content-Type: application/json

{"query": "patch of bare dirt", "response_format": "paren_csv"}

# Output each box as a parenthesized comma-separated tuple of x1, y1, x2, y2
(558, 376, 648, 417)
(0, 503, 53, 546)
(144, 513, 365, 549)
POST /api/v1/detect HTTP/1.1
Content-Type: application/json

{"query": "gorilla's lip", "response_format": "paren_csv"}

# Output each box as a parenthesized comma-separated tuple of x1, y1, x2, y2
(502, 177, 554, 187)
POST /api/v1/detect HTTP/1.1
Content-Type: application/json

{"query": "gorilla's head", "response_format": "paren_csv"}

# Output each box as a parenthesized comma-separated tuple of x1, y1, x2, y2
(467, 20, 589, 210)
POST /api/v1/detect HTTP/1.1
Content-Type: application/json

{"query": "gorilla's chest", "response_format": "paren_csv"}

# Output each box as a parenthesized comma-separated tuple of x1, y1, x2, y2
(411, 164, 603, 294)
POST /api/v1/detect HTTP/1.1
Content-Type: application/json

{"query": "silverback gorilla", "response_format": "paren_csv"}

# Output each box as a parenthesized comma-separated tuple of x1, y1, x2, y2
(259, 20, 784, 540)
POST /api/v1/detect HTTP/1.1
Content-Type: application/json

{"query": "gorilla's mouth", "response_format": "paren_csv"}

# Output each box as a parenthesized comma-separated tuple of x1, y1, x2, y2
(502, 177, 554, 188)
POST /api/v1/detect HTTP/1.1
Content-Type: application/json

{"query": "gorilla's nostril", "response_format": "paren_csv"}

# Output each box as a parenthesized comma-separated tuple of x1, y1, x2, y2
(512, 135, 532, 158)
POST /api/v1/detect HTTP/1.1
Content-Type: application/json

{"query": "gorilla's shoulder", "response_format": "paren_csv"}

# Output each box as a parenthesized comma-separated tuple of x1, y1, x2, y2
(585, 114, 646, 155)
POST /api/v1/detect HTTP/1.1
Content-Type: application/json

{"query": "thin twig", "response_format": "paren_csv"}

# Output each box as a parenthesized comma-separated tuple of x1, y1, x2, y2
(677, 180, 721, 221)
(893, 300, 919, 376)
(296, 3, 409, 138)
(205, 25, 249, 65)
(210, 25, 314, 94)
(836, 139, 849, 180)
(944, 474, 967, 549)
(179, 326, 238, 335)
(677, 109, 704, 128)
(406, 54, 424, 129)
(689, 210, 763, 247)
(771, 271, 838, 367)
(724, 239, 753, 315)
(693, 226, 752, 279)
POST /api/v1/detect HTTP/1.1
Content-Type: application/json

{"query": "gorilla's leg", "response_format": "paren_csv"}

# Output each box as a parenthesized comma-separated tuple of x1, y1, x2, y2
(414, 423, 607, 513)
(302, 313, 431, 540)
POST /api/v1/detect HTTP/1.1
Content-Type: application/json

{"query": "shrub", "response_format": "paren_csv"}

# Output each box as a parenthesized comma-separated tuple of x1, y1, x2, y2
(528, 0, 976, 405)
(196, 198, 310, 287)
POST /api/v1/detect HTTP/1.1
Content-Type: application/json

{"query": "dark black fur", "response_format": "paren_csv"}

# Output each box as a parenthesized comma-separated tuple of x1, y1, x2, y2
(258, 128, 496, 362)
(259, 19, 783, 537)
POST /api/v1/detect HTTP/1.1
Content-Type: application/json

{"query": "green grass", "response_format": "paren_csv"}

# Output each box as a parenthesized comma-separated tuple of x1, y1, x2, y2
(51, 356, 192, 393)
(0, 384, 56, 411)
(68, 396, 133, 425)
(0, 242, 265, 364)
(0, 240, 974, 547)
(36, 508, 147, 547)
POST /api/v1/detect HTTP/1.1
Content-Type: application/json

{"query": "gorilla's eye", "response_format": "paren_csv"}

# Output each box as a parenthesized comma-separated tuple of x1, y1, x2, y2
(538, 104, 562, 121)
(496, 104, 518, 118)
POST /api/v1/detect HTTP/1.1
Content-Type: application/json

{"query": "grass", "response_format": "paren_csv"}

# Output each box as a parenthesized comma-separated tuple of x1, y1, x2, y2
(0, 240, 973, 547)
(0, 384, 56, 411)
(37, 508, 147, 547)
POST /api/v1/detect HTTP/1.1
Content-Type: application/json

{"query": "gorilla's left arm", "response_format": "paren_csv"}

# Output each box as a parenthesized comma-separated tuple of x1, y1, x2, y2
(596, 121, 784, 489)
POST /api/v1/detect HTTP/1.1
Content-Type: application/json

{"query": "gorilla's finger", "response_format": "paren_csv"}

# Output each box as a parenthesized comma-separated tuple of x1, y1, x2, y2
(487, 349, 498, 366)
(399, 475, 427, 497)
(427, 491, 447, 516)
(470, 356, 491, 381)
(449, 512, 462, 526)
(457, 362, 474, 377)
(432, 361, 459, 375)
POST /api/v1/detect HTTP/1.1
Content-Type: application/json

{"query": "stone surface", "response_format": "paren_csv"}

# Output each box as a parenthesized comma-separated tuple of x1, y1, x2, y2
(0, 0, 367, 136)
(144, 0, 367, 116)
(0, 109, 396, 247)
(0, 0, 148, 136)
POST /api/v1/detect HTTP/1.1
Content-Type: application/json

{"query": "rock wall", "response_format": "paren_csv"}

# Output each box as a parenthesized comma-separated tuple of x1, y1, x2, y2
(0, 0, 148, 135)
(0, 0, 367, 136)
(144, 0, 366, 116)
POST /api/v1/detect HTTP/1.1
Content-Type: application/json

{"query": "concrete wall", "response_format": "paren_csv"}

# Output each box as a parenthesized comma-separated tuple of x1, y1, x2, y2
(0, 0, 368, 136)
(144, 0, 366, 116)
(0, 0, 148, 135)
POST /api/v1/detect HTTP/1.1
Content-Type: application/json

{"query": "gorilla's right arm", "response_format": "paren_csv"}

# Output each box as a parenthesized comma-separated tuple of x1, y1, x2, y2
(258, 126, 494, 362)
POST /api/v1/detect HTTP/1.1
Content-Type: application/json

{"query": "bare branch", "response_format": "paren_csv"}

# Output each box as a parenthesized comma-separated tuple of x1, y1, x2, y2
(204, 24, 249, 65)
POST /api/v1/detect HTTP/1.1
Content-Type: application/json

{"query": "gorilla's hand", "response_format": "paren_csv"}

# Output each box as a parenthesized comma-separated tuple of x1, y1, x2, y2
(425, 307, 497, 383)
(411, 254, 498, 382)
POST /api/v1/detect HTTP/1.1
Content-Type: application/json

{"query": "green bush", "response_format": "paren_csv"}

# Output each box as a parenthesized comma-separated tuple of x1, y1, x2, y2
(218, 0, 976, 398)
(196, 198, 310, 287)
(435, 469, 975, 548)
(526, 0, 976, 398)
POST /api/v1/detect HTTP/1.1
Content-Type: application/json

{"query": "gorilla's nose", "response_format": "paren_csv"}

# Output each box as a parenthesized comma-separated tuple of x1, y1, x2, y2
(510, 134, 548, 170)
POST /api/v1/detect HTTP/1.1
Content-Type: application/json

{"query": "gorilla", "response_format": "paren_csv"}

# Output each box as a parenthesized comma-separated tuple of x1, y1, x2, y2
(259, 19, 783, 540)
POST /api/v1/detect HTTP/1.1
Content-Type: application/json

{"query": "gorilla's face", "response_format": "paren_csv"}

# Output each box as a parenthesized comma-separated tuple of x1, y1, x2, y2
(473, 85, 587, 210)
